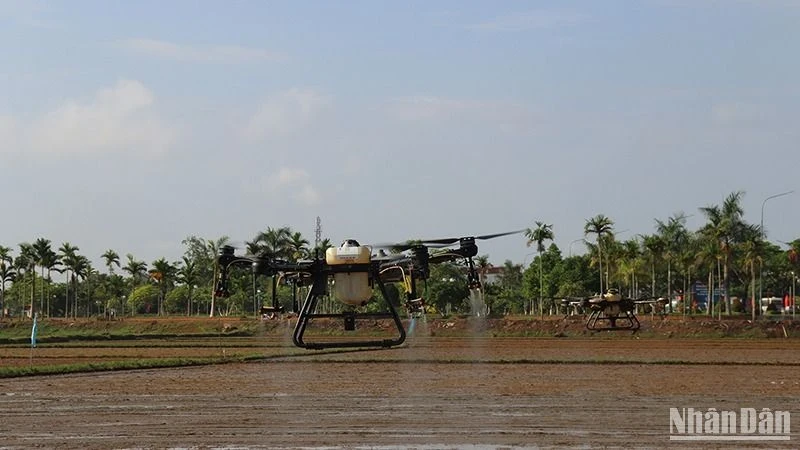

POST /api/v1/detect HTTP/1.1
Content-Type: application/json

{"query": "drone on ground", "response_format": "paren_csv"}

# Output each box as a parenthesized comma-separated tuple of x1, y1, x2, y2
(213, 230, 522, 349)
(560, 290, 668, 331)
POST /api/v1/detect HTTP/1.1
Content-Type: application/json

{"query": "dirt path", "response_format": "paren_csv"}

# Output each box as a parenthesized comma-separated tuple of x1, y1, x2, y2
(1, 337, 799, 448)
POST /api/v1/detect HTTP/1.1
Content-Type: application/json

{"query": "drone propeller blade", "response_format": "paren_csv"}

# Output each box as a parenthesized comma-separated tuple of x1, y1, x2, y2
(370, 242, 449, 252)
(418, 229, 526, 246)
(474, 229, 526, 241)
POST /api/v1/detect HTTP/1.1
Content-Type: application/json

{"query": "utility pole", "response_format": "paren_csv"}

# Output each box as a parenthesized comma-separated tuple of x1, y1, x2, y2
(759, 191, 794, 317)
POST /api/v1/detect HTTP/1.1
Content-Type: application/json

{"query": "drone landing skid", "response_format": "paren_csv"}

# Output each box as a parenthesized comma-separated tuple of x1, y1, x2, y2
(586, 310, 641, 332)
(292, 277, 406, 350)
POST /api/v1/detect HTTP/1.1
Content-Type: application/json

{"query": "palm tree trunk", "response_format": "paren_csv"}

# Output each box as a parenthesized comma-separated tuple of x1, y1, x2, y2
(707, 269, 713, 317)
(40, 267, 45, 316)
(209, 265, 218, 318)
(598, 247, 603, 295)
(30, 269, 36, 318)
(64, 270, 70, 318)
(651, 260, 656, 298)
(724, 254, 731, 315)
(717, 259, 723, 320)
(538, 250, 544, 319)
(750, 262, 756, 322)
(667, 260, 672, 313)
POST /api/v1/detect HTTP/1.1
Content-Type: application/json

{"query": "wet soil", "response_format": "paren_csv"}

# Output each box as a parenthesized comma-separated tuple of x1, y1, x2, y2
(1, 322, 799, 449)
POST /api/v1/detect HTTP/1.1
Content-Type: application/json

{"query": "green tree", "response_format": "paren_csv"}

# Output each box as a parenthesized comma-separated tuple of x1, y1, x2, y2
(584, 215, 614, 295)
(525, 221, 554, 318)
(177, 256, 201, 315)
(102, 249, 120, 275)
(641, 234, 665, 299)
(127, 284, 160, 314)
(122, 254, 148, 286)
(699, 191, 748, 315)
(149, 258, 178, 316)
(65, 255, 90, 318)
(655, 213, 690, 312)
(741, 224, 766, 320)
(32, 238, 53, 315)
(0, 246, 14, 316)
(58, 243, 79, 318)
(17, 243, 37, 317)
(164, 285, 192, 314)
(426, 262, 468, 315)
(255, 226, 292, 259)
(40, 248, 60, 317)
(288, 231, 310, 262)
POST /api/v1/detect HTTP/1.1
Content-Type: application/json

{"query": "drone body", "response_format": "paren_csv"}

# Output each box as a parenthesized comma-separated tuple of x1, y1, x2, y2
(562, 291, 669, 331)
(213, 230, 523, 349)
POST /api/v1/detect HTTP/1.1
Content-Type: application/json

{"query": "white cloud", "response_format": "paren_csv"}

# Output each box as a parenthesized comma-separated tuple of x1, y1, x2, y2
(296, 184, 321, 206)
(242, 88, 331, 140)
(1, 79, 175, 158)
(468, 9, 586, 32)
(246, 167, 321, 207)
(273, 167, 311, 187)
(120, 38, 283, 64)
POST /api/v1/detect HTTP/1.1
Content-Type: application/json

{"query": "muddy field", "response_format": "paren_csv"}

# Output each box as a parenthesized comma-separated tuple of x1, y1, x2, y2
(1, 318, 800, 448)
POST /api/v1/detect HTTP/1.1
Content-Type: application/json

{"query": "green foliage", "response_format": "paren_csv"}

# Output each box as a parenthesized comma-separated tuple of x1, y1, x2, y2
(165, 285, 191, 314)
(426, 263, 469, 315)
(128, 284, 160, 314)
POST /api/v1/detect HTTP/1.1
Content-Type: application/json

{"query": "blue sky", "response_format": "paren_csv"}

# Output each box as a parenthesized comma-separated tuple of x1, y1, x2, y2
(1, 0, 798, 268)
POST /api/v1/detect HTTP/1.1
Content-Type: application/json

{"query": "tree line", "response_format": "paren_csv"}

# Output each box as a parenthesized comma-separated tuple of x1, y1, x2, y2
(0, 191, 798, 320)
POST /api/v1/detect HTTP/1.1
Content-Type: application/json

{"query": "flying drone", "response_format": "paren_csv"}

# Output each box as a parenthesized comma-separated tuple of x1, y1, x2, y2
(560, 290, 668, 331)
(213, 230, 522, 349)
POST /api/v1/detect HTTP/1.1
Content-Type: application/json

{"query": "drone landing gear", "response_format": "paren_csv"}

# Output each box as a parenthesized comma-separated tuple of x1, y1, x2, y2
(260, 306, 284, 320)
(586, 307, 641, 332)
(292, 276, 406, 350)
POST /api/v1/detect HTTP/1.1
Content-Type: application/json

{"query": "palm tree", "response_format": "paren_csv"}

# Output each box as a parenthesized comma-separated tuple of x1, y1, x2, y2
(741, 224, 766, 320)
(618, 238, 642, 298)
(313, 238, 333, 258)
(18, 243, 37, 317)
(64, 254, 90, 318)
(59, 243, 79, 318)
(177, 256, 201, 316)
(525, 222, 554, 318)
(0, 246, 14, 316)
(699, 191, 747, 315)
(122, 254, 148, 285)
(584, 215, 614, 295)
(40, 249, 60, 317)
(288, 231, 310, 262)
(695, 236, 722, 317)
(642, 234, 665, 299)
(102, 250, 120, 275)
(470, 254, 492, 311)
(655, 213, 689, 312)
(150, 258, 178, 315)
(244, 240, 261, 256)
(205, 236, 230, 317)
(32, 238, 53, 315)
(255, 226, 292, 259)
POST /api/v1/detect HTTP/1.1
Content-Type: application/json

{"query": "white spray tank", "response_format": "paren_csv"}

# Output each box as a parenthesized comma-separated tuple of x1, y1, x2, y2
(325, 240, 373, 306)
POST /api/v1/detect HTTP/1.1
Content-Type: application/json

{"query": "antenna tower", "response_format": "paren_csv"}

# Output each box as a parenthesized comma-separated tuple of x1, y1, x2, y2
(315, 216, 322, 248)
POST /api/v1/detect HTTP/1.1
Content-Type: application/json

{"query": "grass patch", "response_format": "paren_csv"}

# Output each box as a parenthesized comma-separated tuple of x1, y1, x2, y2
(0, 354, 265, 379)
